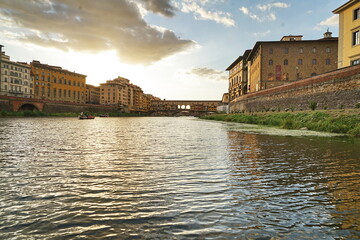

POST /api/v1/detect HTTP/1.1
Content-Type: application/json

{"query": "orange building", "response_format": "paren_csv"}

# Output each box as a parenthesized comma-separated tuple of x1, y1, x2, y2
(31, 61, 86, 103)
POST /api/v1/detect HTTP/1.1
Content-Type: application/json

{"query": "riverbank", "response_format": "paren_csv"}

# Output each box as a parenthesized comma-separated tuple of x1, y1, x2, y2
(200, 109, 360, 137)
(0, 110, 145, 118)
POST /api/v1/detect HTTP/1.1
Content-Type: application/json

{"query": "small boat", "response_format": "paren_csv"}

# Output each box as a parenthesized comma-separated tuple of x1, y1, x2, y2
(78, 113, 95, 120)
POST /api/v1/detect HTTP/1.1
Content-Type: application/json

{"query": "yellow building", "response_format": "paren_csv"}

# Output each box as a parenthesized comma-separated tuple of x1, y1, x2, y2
(31, 61, 86, 103)
(85, 84, 100, 104)
(333, 0, 360, 67)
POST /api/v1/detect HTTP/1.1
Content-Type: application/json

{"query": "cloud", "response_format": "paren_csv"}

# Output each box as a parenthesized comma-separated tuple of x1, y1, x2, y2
(314, 15, 338, 30)
(319, 15, 339, 27)
(179, 0, 235, 27)
(139, 0, 177, 17)
(253, 30, 271, 38)
(239, 7, 262, 22)
(256, 2, 290, 12)
(239, 2, 290, 22)
(187, 67, 227, 81)
(0, 0, 194, 65)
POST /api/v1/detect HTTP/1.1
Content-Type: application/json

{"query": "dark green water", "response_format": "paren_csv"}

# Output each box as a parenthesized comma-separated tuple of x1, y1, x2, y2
(0, 117, 359, 239)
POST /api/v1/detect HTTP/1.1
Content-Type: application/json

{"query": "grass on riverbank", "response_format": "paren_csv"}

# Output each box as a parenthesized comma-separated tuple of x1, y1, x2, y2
(0, 110, 146, 118)
(201, 110, 360, 137)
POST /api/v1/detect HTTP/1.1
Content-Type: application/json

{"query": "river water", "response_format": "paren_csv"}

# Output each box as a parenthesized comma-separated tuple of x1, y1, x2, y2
(0, 117, 359, 240)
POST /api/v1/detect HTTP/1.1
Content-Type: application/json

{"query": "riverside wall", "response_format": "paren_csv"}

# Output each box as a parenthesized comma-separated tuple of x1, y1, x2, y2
(0, 95, 118, 113)
(230, 65, 360, 113)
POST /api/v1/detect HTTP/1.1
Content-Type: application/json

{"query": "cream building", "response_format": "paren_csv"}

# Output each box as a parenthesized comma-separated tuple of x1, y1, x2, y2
(100, 77, 145, 112)
(333, 0, 360, 67)
(226, 50, 251, 101)
(0, 47, 33, 98)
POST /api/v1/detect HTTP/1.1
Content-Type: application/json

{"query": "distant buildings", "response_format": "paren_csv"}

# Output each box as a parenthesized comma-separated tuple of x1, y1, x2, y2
(100, 76, 157, 112)
(0, 47, 33, 98)
(31, 60, 87, 103)
(0, 45, 159, 112)
(86, 84, 100, 104)
(333, 0, 360, 68)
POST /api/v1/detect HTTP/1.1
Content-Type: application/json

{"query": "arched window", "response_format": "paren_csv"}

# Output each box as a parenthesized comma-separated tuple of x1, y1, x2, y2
(299, 47, 304, 53)
(312, 47, 317, 53)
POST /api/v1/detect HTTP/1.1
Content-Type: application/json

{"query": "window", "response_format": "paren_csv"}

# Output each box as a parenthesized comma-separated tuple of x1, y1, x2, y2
(312, 59, 317, 65)
(326, 47, 331, 53)
(299, 48, 303, 53)
(354, 8, 360, 20)
(351, 58, 360, 65)
(326, 59, 331, 65)
(353, 31, 360, 46)
(284, 48, 289, 54)
(269, 59, 273, 65)
(298, 59, 303, 65)
(284, 59, 288, 65)
(269, 48, 273, 54)
(312, 47, 317, 53)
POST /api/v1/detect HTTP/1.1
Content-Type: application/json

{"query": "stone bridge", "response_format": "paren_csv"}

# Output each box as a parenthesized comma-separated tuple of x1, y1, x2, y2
(0, 95, 116, 113)
(150, 100, 221, 116)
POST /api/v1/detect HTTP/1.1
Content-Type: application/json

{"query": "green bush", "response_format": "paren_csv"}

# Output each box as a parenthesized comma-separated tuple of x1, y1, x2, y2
(309, 101, 318, 111)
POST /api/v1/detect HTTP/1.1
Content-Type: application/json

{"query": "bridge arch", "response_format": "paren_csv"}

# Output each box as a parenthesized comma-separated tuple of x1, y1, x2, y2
(12, 101, 44, 112)
(18, 103, 40, 112)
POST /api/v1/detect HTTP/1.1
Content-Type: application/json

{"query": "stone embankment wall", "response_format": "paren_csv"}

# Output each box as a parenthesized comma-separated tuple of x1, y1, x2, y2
(0, 95, 117, 113)
(43, 103, 117, 113)
(230, 65, 360, 113)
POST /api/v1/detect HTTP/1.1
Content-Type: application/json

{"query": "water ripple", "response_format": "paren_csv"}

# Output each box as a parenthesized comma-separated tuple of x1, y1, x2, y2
(0, 117, 359, 239)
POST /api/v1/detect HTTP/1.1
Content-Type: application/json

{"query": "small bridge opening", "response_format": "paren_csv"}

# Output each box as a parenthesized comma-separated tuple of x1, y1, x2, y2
(18, 103, 39, 112)
(178, 105, 191, 110)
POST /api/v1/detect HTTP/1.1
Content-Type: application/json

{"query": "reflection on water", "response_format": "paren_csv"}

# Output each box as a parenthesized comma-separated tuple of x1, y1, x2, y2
(0, 117, 359, 239)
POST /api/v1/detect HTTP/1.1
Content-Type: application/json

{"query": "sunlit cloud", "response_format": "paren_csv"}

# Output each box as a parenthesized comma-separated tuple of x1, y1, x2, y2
(314, 15, 339, 30)
(256, 2, 290, 12)
(239, 2, 290, 22)
(178, 0, 235, 27)
(0, 0, 194, 65)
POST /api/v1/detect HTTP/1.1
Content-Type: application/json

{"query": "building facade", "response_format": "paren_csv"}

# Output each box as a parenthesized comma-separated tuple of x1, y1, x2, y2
(31, 61, 86, 103)
(86, 84, 100, 104)
(100, 77, 145, 112)
(226, 50, 251, 101)
(247, 33, 338, 93)
(333, 0, 360, 68)
(0, 48, 33, 98)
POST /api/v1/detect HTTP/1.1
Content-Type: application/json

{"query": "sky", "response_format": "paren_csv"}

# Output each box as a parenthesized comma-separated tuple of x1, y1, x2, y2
(0, 0, 345, 100)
